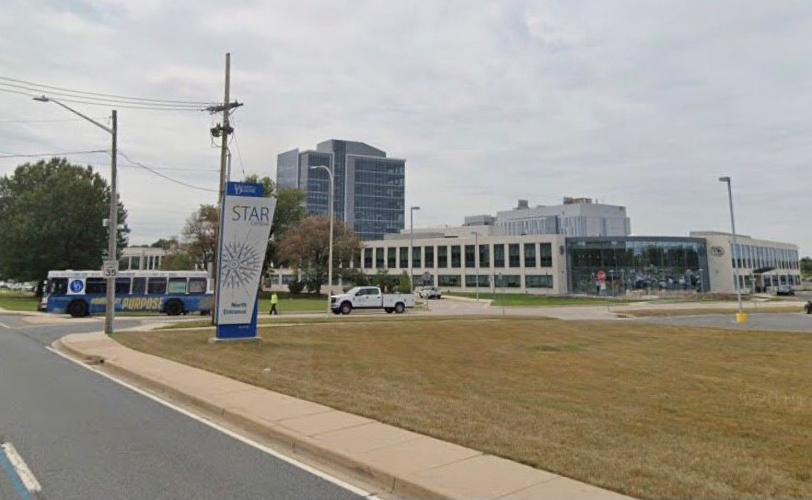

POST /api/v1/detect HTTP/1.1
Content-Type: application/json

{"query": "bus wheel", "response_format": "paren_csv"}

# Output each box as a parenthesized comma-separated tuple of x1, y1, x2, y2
(68, 300, 88, 318)
(165, 299, 184, 316)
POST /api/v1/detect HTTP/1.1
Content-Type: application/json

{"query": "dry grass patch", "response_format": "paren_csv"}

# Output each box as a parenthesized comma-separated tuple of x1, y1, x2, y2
(116, 318, 812, 500)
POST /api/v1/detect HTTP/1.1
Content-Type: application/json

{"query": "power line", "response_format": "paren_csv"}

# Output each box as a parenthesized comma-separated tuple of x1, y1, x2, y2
(0, 149, 109, 159)
(0, 75, 218, 106)
(118, 150, 217, 193)
(0, 116, 108, 124)
(0, 85, 208, 112)
(231, 129, 247, 178)
(0, 82, 208, 111)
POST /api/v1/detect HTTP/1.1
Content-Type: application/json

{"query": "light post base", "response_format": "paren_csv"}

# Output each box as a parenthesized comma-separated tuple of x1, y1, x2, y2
(735, 312, 749, 324)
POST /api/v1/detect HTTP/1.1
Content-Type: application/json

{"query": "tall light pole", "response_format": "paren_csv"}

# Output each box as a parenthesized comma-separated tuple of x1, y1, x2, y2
(35, 96, 118, 334)
(410, 206, 420, 291)
(471, 231, 480, 301)
(311, 165, 334, 314)
(719, 176, 746, 324)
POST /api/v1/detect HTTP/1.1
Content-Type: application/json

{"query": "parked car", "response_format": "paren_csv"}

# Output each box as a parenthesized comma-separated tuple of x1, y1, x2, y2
(330, 286, 415, 315)
(417, 286, 442, 299)
(776, 284, 795, 296)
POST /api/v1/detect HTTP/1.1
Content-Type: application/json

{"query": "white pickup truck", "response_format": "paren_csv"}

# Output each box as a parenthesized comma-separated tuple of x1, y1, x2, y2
(330, 286, 416, 315)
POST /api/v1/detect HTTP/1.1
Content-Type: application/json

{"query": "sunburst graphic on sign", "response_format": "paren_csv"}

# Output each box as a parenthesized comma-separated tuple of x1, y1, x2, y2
(221, 240, 261, 289)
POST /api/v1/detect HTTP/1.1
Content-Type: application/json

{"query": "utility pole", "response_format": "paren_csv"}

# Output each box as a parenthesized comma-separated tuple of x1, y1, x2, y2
(105, 110, 118, 335)
(209, 52, 243, 325)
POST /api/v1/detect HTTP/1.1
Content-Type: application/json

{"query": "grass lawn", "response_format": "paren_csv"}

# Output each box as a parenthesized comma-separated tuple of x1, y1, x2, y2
(619, 305, 804, 317)
(0, 292, 38, 311)
(117, 318, 812, 500)
(447, 292, 635, 307)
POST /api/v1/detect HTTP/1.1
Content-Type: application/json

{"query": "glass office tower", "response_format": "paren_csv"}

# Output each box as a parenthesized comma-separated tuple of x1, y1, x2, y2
(567, 237, 709, 295)
(276, 140, 405, 240)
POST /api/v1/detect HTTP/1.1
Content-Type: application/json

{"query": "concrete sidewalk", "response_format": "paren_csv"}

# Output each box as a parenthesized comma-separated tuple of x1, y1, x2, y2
(54, 332, 632, 500)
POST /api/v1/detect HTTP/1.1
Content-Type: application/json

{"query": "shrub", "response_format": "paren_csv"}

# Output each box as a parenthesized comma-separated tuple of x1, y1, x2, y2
(288, 279, 305, 295)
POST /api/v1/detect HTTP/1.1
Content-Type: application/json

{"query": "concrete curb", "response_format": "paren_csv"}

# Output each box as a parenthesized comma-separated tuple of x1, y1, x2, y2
(53, 332, 633, 500)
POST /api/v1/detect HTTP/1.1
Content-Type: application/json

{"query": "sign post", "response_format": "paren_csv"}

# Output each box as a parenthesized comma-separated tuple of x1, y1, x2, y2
(213, 182, 276, 341)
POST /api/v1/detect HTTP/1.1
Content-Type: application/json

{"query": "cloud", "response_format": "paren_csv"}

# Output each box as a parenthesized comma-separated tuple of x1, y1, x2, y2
(0, 0, 810, 254)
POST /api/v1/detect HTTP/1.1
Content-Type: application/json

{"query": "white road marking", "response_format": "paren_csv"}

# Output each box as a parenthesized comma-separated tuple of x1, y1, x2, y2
(0, 321, 10, 329)
(45, 346, 380, 499)
(1, 442, 42, 495)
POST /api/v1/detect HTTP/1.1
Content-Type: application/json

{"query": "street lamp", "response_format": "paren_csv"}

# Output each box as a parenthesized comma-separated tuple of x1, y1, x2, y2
(35, 95, 119, 334)
(311, 165, 334, 315)
(719, 176, 746, 324)
(471, 231, 480, 301)
(410, 206, 420, 291)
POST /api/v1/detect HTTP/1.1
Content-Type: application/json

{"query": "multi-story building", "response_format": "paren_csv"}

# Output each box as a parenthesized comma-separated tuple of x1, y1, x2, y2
(268, 230, 800, 296)
(277, 140, 405, 240)
(119, 247, 166, 271)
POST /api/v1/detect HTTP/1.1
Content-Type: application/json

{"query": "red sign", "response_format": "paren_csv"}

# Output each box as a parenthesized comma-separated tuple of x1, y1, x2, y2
(597, 270, 607, 282)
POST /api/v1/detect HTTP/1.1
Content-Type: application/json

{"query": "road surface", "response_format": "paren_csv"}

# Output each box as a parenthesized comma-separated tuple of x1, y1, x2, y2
(0, 313, 362, 500)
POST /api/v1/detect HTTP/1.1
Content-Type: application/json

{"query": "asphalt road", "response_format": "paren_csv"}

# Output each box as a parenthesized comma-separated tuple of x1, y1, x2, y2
(0, 313, 362, 500)
(637, 312, 812, 332)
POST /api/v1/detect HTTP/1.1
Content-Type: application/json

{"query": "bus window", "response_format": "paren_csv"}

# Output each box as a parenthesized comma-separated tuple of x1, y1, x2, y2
(115, 278, 131, 295)
(188, 278, 207, 295)
(86, 278, 107, 294)
(147, 278, 167, 295)
(167, 278, 187, 295)
(132, 277, 146, 295)
(49, 278, 68, 295)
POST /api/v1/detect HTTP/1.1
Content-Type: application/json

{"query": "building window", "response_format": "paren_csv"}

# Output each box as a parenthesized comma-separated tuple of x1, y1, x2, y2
(438, 274, 461, 287)
(412, 246, 422, 268)
(526, 275, 553, 288)
(384, 247, 394, 268)
(451, 245, 461, 268)
(465, 275, 490, 287)
(425, 246, 434, 268)
(375, 248, 384, 269)
(494, 244, 505, 267)
(495, 274, 521, 288)
(524, 243, 536, 267)
(465, 245, 476, 268)
(479, 244, 490, 268)
(399, 247, 408, 268)
(539, 243, 552, 267)
(438, 246, 448, 268)
(508, 244, 520, 268)
(364, 248, 373, 269)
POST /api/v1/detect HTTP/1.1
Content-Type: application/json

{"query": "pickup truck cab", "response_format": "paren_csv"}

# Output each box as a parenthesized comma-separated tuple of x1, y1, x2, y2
(330, 286, 415, 315)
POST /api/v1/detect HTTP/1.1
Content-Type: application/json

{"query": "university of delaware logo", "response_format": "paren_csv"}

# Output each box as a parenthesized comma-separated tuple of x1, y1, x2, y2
(69, 280, 84, 293)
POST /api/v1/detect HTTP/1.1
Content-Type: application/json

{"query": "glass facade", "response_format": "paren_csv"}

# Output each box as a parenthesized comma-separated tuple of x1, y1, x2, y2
(567, 237, 709, 295)
(425, 246, 434, 268)
(524, 243, 536, 267)
(438, 246, 448, 268)
(465, 245, 476, 268)
(351, 156, 405, 240)
(451, 246, 461, 268)
(479, 244, 490, 268)
(508, 244, 520, 268)
(494, 244, 505, 267)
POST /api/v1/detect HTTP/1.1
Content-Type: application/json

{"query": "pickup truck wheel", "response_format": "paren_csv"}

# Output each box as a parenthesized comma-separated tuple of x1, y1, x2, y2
(340, 302, 352, 315)
(68, 300, 88, 318)
(394, 302, 405, 314)
(384, 308, 394, 314)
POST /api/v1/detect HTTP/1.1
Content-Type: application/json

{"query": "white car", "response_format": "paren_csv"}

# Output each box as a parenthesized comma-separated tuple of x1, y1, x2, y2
(330, 286, 415, 315)
(417, 286, 442, 299)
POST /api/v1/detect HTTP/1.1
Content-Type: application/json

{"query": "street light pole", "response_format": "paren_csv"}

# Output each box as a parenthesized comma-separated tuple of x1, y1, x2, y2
(311, 165, 334, 315)
(472, 231, 480, 301)
(34, 96, 118, 334)
(410, 206, 420, 291)
(719, 176, 746, 324)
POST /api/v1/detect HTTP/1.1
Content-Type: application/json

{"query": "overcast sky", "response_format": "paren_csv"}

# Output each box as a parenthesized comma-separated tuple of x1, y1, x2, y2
(1, 0, 810, 255)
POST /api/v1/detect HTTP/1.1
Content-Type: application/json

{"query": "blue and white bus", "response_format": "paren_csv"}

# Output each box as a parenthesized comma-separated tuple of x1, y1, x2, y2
(40, 270, 214, 317)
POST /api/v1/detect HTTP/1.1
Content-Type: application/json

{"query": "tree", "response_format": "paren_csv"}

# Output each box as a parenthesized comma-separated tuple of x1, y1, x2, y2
(181, 204, 218, 270)
(398, 270, 412, 293)
(802, 257, 811, 279)
(0, 158, 128, 290)
(372, 269, 399, 293)
(241, 174, 307, 276)
(276, 216, 362, 295)
(150, 238, 175, 250)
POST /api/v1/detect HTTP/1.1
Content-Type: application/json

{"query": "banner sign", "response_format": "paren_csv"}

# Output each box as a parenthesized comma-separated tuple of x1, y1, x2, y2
(215, 182, 276, 340)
